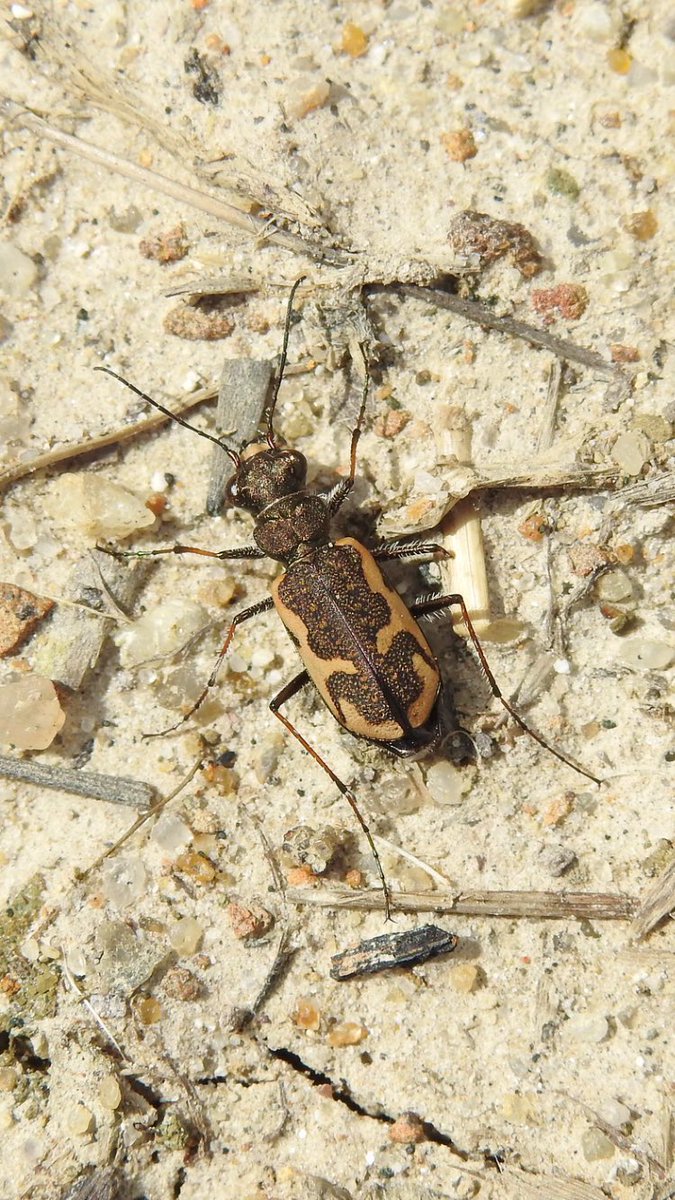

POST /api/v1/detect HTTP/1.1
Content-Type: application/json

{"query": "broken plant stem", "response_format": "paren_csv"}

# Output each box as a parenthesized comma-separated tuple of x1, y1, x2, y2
(287, 886, 639, 920)
(12, 108, 353, 267)
(395, 284, 619, 376)
(0, 754, 155, 809)
(77, 757, 204, 881)
(0, 383, 217, 492)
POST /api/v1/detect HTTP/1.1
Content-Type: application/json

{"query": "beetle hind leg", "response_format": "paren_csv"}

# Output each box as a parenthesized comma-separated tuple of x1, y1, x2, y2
(270, 671, 393, 919)
(412, 593, 601, 785)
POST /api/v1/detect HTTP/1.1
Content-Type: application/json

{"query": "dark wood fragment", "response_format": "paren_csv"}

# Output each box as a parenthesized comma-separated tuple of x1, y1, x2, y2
(330, 923, 458, 981)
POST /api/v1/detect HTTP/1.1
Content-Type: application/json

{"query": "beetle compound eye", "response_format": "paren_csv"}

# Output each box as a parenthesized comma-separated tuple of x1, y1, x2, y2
(225, 478, 240, 506)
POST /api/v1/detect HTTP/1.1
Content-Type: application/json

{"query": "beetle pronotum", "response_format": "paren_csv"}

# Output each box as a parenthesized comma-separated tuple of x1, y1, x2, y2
(98, 279, 600, 917)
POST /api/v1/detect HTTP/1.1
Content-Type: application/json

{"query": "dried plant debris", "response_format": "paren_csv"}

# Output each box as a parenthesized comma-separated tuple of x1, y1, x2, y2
(505, 1167, 610, 1200)
(206, 358, 274, 515)
(330, 924, 458, 981)
(62, 1167, 125, 1200)
(0, 583, 53, 657)
(33, 552, 151, 692)
(448, 209, 544, 278)
(0, 754, 155, 809)
(163, 299, 235, 341)
(290, 886, 638, 921)
(184, 47, 222, 107)
(631, 856, 675, 940)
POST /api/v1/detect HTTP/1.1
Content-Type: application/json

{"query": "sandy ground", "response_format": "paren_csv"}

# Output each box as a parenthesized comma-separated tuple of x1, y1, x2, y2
(0, 2, 673, 1199)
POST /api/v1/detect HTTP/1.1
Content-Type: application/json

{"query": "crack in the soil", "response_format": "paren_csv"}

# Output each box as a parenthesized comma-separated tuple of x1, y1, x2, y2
(267, 1044, 469, 1160)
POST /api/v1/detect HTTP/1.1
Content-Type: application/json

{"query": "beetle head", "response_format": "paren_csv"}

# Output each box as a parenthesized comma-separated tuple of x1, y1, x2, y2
(225, 443, 308, 514)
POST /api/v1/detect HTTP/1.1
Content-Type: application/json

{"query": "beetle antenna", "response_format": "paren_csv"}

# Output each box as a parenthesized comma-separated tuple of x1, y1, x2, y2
(95, 366, 240, 467)
(265, 276, 306, 448)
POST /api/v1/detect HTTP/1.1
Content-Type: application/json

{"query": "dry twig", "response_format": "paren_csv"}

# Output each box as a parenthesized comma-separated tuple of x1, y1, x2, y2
(287, 886, 638, 921)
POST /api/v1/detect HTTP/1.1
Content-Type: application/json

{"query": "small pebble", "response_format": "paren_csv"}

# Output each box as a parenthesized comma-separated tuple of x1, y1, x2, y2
(596, 570, 633, 603)
(599, 1098, 631, 1129)
(151, 812, 193, 854)
(52, 474, 156, 540)
(0, 1067, 18, 1092)
(286, 864, 318, 888)
(519, 511, 548, 542)
(612, 431, 650, 476)
(607, 47, 632, 74)
(0, 241, 38, 297)
(282, 825, 343, 874)
(228, 901, 274, 941)
(441, 129, 477, 162)
(100, 855, 148, 908)
(546, 167, 580, 200)
(327, 1021, 368, 1047)
(252, 732, 285, 783)
(632, 413, 671, 441)
(624, 210, 658, 241)
(284, 76, 330, 120)
(164, 304, 234, 341)
(175, 851, 216, 885)
(481, 617, 528, 644)
(610, 343, 640, 364)
(169, 916, 204, 955)
(574, 2, 619, 40)
(136, 996, 163, 1025)
(612, 1158, 642, 1183)
(115, 597, 208, 666)
(163, 966, 201, 1000)
(425, 761, 475, 806)
(565, 1013, 609, 1044)
(502, 1092, 537, 1123)
(98, 1076, 122, 1110)
(542, 845, 577, 877)
(370, 775, 421, 817)
(65, 1103, 94, 1136)
(568, 543, 610, 578)
(618, 641, 674, 671)
(0, 675, 66, 750)
(532, 283, 589, 322)
(0, 583, 54, 657)
(139, 223, 189, 263)
(388, 1112, 427, 1144)
(582, 1128, 615, 1162)
(341, 21, 368, 57)
(450, 964, 480, 994)
(291, 997, 321, 1031)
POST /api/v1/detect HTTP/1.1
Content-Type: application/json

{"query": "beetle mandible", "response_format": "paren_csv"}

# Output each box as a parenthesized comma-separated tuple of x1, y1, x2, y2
(98, 279, 600, 917)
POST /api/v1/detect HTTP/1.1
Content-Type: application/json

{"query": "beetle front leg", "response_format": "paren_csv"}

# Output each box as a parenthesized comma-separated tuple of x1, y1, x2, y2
(269, 671, 393, 920)
(145, 596, 274, 737)
(97, 542, 265, 562)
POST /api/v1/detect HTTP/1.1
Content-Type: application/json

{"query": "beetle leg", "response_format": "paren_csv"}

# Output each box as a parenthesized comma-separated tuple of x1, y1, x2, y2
(411, 593, 601, 785)
(373, 541, 450, 563)
(144, 596, 274, 738)
(327, 344, 371, 517)
(270, 670, 393, 920)
(97, 542, 265, 562)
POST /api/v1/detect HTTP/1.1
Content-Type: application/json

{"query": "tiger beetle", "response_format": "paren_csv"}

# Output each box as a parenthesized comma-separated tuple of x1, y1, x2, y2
(97, 279, 600, 919)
